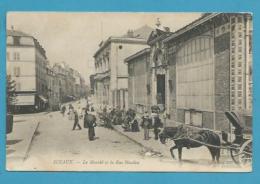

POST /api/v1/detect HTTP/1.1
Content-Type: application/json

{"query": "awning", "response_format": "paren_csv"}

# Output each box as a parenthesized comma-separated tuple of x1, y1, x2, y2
(38, 95, 48, 103)
(14, 94, 35, 106)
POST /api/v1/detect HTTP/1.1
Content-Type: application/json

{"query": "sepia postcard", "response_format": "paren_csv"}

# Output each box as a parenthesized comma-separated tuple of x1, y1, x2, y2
(6, 12, 253, 172)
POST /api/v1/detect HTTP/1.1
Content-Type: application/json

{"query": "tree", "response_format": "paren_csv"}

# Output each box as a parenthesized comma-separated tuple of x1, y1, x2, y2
(6, 75, 16, 113)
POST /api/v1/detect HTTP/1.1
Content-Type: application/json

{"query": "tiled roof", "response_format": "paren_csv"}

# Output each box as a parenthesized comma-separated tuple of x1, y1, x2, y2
(122, 25, 153, 40)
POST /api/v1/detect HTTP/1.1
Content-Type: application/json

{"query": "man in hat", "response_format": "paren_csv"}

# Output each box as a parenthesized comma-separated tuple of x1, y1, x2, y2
(72, 110, 82, 130)
(141, 111, 152, 140)
(84, 109, 97, 141)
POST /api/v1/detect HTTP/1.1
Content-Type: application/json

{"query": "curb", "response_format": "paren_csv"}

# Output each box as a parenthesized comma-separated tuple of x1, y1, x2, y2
(111, 125, 157, 153)
(23, 121, 40, 161)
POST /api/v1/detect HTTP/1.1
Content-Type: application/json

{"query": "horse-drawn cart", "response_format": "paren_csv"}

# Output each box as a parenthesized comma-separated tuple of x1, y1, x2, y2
(159, 111, 252, 166)
(224, 111, 252, 166)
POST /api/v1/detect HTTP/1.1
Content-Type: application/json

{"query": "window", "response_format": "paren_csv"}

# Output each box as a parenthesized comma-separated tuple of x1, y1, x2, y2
(238, 69, 242, 75)
(231, 99, 235, 105)
(238, 32, 242, 38)
(238, 55, 242, 60)
(231, 91, 235, 97)
(14, 52, 20, 61)
(238, 76, 242, 82)
(14, 67, 21, 76)
(238, 84, 242, 90)
(231, 77, 235, 83)
(185, 111, 191, 125)
(238, 39, 242, 45)
(238, 62, 242, 67)
(191, 111, 202, 127)
(231, 17, 236, 24)
(238, 91, 242, 97)
(238, 47, 242, 52)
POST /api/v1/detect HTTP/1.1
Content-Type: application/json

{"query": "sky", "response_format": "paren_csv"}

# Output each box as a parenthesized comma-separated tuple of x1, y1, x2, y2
(7, 12, 202, 84)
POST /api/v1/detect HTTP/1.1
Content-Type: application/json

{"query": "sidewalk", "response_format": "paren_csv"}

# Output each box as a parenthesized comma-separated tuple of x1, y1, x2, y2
(6, 115, 40, 170)
(112, 125, 172, 158)
(112, 124, 232, 162)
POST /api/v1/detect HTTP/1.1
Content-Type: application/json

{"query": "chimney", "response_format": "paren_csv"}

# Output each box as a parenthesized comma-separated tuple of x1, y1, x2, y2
(127, 29, 134, 38)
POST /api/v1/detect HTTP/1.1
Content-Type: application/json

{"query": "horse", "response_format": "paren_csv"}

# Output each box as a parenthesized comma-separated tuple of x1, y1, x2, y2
(159, 125, 221, 163)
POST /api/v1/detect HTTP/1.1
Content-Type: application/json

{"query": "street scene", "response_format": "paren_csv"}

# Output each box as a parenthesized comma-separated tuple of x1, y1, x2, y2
(6, 13, 252, 172)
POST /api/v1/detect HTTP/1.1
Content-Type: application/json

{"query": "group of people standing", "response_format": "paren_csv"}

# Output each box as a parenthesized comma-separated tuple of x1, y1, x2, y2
(60, 101, 97, 141)
(140, 107, 164, 140)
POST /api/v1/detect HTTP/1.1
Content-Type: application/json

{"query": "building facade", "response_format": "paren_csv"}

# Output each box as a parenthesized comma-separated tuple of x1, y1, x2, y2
(93, 26, 153, 109)
(46, 65, 60, 110)
(6, 29, 48, 112)
(126, 13, 253, 132)
(125, 48, 151, 113)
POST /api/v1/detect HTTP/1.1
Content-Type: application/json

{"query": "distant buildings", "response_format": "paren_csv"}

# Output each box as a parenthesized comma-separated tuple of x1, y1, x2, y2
(92, 25, 153, 109)
(7, 29, 88, 112)
(125, 13, 253, 132)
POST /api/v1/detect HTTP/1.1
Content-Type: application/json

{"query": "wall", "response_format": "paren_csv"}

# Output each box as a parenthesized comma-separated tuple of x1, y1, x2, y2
(6, 47, 36, 92)
(214, 33, 230, 131)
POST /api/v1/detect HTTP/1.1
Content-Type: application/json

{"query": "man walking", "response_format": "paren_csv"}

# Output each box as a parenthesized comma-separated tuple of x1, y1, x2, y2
(84, 110, 97, 141)
(72, 110, 82, 130)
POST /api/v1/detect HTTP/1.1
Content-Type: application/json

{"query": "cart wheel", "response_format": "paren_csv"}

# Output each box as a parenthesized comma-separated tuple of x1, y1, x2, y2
(230, 144, 240, 165)
(238, 139, 252, 167)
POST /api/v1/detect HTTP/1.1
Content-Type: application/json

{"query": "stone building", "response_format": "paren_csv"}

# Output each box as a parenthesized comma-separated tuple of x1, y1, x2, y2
(92, 25, 153, 109)
(126, 13, 253, 132)
(46, 65, 60, 110)
(6, 29, 48, 112)
(53, 63, 67, 102)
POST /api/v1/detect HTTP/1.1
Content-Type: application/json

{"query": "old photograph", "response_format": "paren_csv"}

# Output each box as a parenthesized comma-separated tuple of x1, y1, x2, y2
(6, 12, 252, 172)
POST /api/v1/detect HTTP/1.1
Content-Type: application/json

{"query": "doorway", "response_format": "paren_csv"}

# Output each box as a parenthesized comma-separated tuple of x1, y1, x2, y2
(156, 74, 165, 107)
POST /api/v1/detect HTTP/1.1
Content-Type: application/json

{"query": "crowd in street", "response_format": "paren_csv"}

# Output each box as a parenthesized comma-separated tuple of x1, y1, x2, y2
(60, 100, 97, 141)
(97, 105, 165, 141)
(60, 99, 167, 142)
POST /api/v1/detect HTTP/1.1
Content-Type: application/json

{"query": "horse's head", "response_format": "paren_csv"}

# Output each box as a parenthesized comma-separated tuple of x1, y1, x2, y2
(159, 132, 167, 144)
(159, 126, 180, 144)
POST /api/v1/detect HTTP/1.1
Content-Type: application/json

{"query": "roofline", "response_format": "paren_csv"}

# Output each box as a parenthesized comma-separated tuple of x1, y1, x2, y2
(125, 48, 150, 63)
(163, 13, 221, 43)
(93, 36, 147, 58)
(148, 32, 173, 45)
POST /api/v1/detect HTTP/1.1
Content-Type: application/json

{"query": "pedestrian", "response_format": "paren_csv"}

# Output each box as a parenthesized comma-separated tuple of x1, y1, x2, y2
(141, 112, 152, 140)
(130, 112, 140, 132)
(151, 106, 163, 140)
(61, 106, 66, 117)
(68, 104, 74, 120)
(84, 109, 97, 141)
(72, 110, 82, 130)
